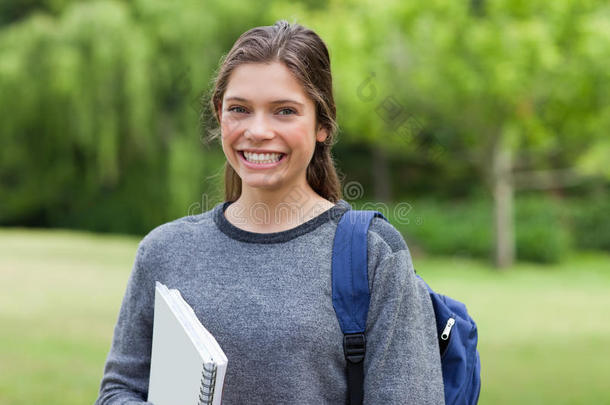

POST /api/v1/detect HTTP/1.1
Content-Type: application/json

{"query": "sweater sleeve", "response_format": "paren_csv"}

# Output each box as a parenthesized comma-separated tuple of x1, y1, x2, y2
(362, 225, 445, 404)
(94, 239, 155, 405)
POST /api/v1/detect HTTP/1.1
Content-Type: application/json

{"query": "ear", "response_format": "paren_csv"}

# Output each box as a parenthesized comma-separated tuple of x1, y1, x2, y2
(316, 125, 328, 143)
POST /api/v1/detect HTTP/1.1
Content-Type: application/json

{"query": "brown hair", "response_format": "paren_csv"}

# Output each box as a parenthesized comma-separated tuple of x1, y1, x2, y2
(205, 19, 343, 203)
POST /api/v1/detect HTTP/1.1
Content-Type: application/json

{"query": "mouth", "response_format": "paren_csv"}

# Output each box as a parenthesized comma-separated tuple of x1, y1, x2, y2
(237, 150, 287, 168)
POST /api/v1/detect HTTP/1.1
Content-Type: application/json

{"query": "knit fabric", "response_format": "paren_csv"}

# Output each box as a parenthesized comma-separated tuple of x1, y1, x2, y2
(94, 199, 445, 404)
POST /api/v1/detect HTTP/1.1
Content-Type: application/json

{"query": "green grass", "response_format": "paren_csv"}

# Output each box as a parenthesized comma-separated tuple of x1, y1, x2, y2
(1, 227, 610, 404)
(418, 254, 610, 404)
(0, 228, 139, 404)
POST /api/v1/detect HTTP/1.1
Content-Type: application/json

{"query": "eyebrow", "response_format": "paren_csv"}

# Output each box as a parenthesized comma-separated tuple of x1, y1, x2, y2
(224, 96, 304, 107)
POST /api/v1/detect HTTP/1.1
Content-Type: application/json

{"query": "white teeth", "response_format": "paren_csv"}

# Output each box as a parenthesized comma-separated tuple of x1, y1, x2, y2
(243, 151, 283, 164)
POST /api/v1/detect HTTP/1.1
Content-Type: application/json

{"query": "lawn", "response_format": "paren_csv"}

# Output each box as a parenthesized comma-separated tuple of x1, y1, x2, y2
(1, 227, 609, 404)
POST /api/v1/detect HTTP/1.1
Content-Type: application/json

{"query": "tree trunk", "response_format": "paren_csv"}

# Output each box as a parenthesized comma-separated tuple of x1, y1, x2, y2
(372, 145, 391, 202)
(492, 140, 515, 269)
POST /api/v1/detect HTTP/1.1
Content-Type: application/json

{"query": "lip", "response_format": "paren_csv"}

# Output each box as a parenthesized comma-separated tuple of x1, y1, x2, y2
(237, 150, 287, 169)
(239, 149, 286, 154)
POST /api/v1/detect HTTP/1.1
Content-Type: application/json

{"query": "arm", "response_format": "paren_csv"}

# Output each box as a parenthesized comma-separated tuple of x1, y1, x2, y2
(363, 241, 445, 403)
(94, 241, 155, 405)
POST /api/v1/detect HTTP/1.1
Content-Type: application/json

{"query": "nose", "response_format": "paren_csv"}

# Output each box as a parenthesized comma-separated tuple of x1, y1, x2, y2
(244, 113, 274, 141)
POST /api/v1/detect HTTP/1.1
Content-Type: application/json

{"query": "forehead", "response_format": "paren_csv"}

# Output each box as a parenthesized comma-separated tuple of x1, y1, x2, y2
(223, 62, 310, 105)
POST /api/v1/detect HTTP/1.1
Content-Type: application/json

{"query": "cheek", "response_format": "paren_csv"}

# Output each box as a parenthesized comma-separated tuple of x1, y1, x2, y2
(220, 114, 240, 138)
(220, 121, 231, 139)
(289, 124, 316, 149)
(219, 127, 236, 154)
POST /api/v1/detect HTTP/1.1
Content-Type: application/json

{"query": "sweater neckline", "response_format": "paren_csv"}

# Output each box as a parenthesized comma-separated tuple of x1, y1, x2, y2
(213, 199, 351, 244)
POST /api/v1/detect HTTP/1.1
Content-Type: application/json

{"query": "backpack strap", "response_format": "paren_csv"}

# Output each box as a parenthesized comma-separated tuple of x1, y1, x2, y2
(332, 209, 388, 405)
(333, 211, 482, 405)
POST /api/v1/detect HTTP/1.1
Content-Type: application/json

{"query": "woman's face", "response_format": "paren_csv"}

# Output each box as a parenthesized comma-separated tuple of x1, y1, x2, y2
(219, 62, 328, 195)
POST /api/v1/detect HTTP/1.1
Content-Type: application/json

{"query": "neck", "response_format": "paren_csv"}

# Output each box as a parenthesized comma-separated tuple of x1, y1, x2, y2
(227, 181, 334, 232)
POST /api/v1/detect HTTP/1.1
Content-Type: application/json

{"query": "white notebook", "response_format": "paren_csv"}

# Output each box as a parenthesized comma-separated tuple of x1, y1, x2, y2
(148, 282, 228, 405)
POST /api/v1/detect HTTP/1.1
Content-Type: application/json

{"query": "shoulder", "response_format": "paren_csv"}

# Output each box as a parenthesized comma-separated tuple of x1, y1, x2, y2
(364, 216, 414, 285)
(360, 217, 415, 291)
(136, 209, 216, 264)
(367, 216, 409, 258)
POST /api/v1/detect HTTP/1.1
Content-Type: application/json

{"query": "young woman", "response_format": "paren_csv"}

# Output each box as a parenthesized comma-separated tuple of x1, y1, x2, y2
(95, 20, 444, 404)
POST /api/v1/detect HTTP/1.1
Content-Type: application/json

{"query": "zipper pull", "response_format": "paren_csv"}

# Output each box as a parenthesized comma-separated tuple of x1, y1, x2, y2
(441, 317, 455, 340)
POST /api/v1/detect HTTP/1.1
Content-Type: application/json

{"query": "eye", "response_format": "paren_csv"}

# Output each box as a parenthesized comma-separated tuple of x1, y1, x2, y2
(278, 107, 296, 116)
(228, 106, 247, 113)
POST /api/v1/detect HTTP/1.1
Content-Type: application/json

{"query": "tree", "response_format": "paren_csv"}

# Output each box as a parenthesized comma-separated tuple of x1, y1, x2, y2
(0, 0, 271, 232)
(381, 0, 610, 268)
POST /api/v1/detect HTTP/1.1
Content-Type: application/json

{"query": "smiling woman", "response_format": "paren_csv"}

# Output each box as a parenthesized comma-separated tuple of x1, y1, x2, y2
(94, 20, 445, 405)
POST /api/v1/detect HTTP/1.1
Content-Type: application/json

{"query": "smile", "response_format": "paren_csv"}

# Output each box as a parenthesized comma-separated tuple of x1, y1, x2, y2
(238, 151, 286, 168)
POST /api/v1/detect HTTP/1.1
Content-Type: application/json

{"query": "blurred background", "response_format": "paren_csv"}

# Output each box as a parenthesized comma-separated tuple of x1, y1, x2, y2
(1, 0, 609, 403)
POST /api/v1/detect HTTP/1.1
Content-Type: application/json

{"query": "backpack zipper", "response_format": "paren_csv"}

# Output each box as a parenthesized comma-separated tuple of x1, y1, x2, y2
(441, 317, 455, 340)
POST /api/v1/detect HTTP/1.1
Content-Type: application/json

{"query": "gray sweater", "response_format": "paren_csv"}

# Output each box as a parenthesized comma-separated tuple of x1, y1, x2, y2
(94, 199, 445, 404)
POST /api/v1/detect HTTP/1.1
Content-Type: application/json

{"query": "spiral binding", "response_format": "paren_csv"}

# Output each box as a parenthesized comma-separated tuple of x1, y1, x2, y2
(198, 362, 218, 405)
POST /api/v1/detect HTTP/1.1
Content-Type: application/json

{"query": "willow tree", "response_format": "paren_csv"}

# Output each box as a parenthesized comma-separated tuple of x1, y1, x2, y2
(0, 1, 160, 231)
(0, 0, 270, 233)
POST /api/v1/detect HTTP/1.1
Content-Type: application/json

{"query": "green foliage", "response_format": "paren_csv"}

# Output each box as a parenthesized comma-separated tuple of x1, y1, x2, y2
(567, 193, 610, 251)
(0, 0, 608, 243)
(390, 198, 492, 259)
(390, 195, 573, 263)
(0, 0, 83, 27)
(514, 195, 572, 263)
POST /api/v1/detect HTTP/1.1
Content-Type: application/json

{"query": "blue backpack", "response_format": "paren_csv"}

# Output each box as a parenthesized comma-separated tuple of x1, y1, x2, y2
(332, 209, 481, 405)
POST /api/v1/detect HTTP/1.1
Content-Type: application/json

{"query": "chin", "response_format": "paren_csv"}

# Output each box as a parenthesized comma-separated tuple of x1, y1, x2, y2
(241, 177, 285, 190)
